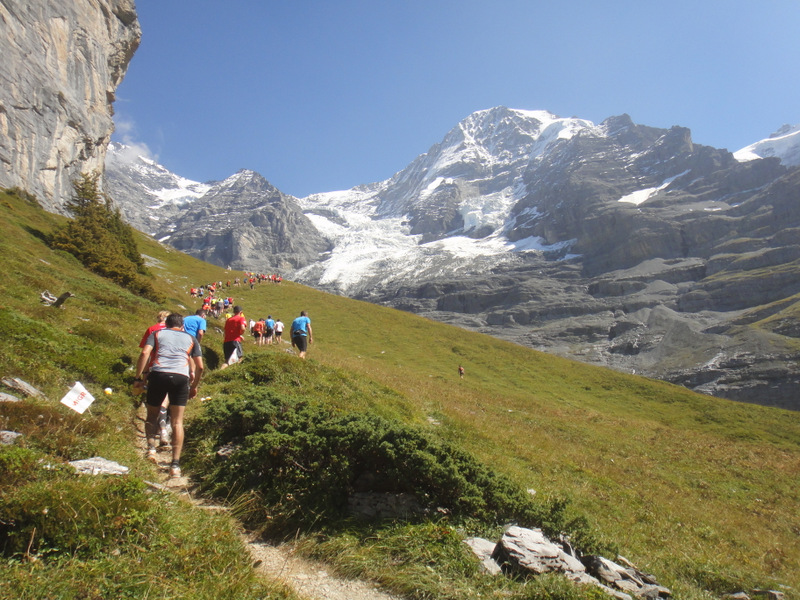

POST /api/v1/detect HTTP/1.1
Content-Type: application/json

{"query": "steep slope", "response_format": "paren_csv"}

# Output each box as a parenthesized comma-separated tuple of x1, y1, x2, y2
(105, 140, 212, 234)
(2, 188, 800, 599)
(162, 169, 331, 272)
(107, 150, 331, 272)
(296, 109, 800, 408)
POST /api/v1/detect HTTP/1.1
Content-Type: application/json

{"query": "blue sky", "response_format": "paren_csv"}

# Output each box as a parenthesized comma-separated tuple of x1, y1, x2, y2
(113, 0, 800, 198)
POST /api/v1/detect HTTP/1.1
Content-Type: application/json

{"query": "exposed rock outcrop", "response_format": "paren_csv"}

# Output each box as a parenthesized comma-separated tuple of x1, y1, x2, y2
(0, 0, 140, 211)
(466, 527, 671, 600)
(163, 170, 332, 272)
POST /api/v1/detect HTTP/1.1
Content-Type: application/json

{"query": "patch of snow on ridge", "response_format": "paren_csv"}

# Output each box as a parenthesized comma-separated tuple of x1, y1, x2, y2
(151, 177, 211, 206)
(419, 177, 453, 200)
(107, 142, 211, 208)
(618, 187, 657, 206)
(618, 170, 689, 205)
(734, 124, 800, 167)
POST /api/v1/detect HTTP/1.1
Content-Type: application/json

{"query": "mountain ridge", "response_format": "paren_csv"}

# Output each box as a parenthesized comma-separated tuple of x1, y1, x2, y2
(107, 107, 800, 409)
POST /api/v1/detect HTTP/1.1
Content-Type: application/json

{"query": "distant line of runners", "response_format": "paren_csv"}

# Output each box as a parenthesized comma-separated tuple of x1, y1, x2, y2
(133, 280, 314, 478)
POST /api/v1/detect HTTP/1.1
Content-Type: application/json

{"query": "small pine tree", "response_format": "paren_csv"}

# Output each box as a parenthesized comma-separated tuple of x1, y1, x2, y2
(50, 173, 161, 301)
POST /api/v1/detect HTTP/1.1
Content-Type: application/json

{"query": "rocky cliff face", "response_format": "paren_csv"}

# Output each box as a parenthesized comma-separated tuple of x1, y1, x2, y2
(162, 170, 332, 272)
(0, 0, 140, 212)
(106, 147, 333, 272)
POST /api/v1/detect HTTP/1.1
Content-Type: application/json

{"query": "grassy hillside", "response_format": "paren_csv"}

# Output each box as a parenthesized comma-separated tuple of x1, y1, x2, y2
(1, 188, 799, 599)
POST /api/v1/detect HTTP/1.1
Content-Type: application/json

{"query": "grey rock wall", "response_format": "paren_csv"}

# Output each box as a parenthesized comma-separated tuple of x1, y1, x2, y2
(0, 0, 140, 212)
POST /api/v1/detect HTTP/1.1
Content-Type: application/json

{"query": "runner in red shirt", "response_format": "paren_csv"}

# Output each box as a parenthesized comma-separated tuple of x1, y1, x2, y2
(221, 305, 247, 368)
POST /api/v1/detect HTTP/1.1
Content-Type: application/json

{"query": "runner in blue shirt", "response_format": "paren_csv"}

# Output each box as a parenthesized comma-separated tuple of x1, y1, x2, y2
(265, 315, 275, 345)
(290, 311, 313, 359)
(183, 308, 207, 343)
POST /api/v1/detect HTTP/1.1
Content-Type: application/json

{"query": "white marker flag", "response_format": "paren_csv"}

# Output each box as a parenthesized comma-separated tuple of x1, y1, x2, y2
(60, 382, 95, 414)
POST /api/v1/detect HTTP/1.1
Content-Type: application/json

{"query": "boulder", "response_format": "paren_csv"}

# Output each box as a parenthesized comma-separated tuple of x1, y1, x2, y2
(0, 392, 22, 403)
(1, 377, 46, 399)
(582, 555, 671, 599)
(491, 526, 594, 584)
(752, 590, 785, 600)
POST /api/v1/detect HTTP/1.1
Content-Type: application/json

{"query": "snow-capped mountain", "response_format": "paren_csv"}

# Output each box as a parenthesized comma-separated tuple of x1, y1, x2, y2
(107, 146, 329, 271)
(295, 108, 591, 294)
(106, 107, 800, 409)
(106, 141, 212, 234)
(734, 123, 800, 167)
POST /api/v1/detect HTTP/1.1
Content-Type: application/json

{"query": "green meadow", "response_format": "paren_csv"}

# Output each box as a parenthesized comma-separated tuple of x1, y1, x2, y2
(1, 187, 798, 600)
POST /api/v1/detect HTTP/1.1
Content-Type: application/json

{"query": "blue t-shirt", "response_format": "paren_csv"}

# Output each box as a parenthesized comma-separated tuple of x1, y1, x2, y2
(266, 318, 275, 330)
(291, 316, 310, 336)
(183, 315, 207, 340)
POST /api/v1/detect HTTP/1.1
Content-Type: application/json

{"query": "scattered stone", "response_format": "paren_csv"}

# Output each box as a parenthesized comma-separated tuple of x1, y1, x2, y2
(464, 537, 503, 575)
(216, 442, 240, 459)
(480, 527, 673, 599)
(1, 377, 46, 399)
(582, 555, 670, 599)
(40, 290, 74, 307)
(596, 584, 634, 600)
(0, 431, 23, 445)
(0, 392, 21, 402)
(69, 456, 130, 476)
(143, 480, 168, 492)
(753, 590, 785, 600)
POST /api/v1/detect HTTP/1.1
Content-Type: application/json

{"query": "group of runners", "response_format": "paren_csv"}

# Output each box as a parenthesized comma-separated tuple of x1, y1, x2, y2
(188, 272, 282, 295)
(132, 299, 314, 478)
(242, 272, 283, 286)
(249, 315, 284, 346)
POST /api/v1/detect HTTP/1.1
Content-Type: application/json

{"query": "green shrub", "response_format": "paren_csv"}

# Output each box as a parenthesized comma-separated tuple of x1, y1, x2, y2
(0, 446, 73, 491)
(186, 387, 606, 552)
(48, 173, 161, 302)
(297, 521, 608, 600)
(0, 399, 106, 460)
(4, 186, 39, 205)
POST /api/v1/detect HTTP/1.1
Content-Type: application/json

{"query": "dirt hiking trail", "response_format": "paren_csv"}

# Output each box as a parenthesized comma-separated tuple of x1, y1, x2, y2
(135, 406, 402, 600)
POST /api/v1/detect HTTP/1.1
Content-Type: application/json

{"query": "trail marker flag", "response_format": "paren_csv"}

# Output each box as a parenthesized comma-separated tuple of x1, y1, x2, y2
(60, 382, 95, 414)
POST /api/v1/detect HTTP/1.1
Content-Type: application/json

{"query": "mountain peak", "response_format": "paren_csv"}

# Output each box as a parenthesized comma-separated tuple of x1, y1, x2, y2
(217, 169, 282, 195)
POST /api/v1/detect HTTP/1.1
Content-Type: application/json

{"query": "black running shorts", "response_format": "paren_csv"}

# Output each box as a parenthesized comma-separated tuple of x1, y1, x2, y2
(146, 371, 190, 407)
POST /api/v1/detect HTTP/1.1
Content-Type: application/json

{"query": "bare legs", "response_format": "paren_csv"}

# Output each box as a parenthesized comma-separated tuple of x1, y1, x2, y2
(145, 402, 186, 469)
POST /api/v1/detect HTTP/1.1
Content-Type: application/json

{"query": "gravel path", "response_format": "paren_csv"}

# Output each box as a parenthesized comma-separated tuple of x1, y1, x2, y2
(134, 407, 403, 600)
(246, 535, 401, 600)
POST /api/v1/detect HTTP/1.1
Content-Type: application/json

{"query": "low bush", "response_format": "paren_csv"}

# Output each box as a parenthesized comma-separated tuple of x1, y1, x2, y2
(0, 446, 73, 491)
(0, 400, 106, 460)
(186, 381, 607, 553)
